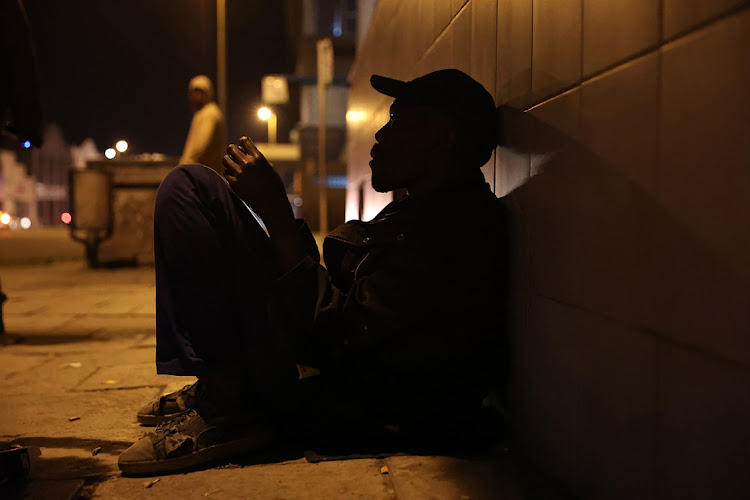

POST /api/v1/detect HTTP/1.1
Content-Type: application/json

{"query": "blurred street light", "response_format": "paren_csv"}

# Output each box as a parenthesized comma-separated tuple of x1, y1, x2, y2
(115, 140, 128, 153)
(104, 148, 116, 159)
(257, 107, 272, 121)
(346, 110, 366, 123)
(257, 107, 277, 143)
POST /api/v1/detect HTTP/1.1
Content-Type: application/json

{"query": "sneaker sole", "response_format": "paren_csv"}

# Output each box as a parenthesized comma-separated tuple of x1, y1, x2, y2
(118, 431, 274, 475)
(136, 410, 190, 426)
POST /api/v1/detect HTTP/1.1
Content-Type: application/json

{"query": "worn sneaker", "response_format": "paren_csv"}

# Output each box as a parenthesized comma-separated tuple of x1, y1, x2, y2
(137, 382, 198, 426)
(118, 408, 274, 475)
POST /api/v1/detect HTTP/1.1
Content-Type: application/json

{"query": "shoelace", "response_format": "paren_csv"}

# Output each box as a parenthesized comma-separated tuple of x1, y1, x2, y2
(153, 409, 198, 435)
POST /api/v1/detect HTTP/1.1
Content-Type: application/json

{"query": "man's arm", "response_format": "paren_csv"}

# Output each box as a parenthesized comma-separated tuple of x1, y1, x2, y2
(222, 136, 307, 274)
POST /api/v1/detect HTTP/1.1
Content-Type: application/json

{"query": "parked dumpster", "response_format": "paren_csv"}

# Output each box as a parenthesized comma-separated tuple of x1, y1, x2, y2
(69, 158, 176, 267)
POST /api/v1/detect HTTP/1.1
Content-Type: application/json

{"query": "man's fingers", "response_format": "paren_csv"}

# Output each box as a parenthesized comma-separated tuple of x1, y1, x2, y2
(223, 137, 267, 189)
(227, 143, 246, 162)
(222, 154, 241, 176)
(238, 136, 261, 156)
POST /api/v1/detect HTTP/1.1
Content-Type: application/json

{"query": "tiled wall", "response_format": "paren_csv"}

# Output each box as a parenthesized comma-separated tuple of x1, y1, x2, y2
(347, 1, 750, 498)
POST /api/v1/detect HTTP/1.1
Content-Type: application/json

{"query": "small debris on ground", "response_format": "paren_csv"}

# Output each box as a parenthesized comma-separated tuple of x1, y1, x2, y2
(380, 465, 389, 474)
(59, 362, 82, 368)
(91, 446, 102, 456)
(144, 478, 160, 488)
(214, 463, 241, 469)
(68, 416, 80, 422)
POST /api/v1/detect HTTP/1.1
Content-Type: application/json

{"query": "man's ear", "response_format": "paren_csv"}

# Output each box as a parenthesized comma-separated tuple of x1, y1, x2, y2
(434, 128, 457, 153)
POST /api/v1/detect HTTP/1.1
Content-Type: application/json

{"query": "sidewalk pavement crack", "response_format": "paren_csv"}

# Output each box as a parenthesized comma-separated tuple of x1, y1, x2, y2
(72, 366, 100, 390)
(72, 385, 165, 393)
(378, 458, 399, 500)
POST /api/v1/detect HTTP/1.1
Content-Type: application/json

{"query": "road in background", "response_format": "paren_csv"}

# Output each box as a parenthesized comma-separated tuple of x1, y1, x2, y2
(0, 228, 82, 265)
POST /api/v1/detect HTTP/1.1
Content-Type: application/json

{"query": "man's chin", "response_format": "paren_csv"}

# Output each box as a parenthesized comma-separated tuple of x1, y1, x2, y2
(370, 178, 393, 193)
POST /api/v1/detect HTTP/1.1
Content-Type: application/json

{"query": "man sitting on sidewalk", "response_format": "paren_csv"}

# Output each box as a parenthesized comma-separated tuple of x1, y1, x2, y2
(119, 69, 509, 475)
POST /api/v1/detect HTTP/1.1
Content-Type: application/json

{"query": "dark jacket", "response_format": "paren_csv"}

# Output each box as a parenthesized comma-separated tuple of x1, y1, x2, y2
(272, 172, 509, 429)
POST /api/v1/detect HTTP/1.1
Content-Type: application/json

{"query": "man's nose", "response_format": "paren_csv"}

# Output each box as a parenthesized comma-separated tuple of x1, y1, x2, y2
(375, 124, 387, 142)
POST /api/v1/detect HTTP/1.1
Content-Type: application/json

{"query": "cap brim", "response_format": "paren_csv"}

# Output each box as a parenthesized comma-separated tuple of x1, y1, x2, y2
(370, 75, 407, 98)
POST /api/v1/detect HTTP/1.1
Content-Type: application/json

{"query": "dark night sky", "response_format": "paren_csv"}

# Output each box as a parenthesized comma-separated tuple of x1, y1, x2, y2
(23, 0, 293, 156)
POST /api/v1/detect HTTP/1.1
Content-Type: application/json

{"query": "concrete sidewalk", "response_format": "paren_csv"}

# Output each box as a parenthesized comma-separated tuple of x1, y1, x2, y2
(0, 261, 556, 499)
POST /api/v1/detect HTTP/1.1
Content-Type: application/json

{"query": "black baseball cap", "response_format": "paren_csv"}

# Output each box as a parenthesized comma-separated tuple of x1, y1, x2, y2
(370, 69, 498, 166)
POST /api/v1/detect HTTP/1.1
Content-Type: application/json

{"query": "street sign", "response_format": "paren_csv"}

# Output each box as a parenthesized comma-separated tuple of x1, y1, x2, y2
(261, 74, 289, 104)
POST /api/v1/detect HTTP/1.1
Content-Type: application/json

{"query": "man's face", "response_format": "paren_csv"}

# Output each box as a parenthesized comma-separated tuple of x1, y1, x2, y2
(369, 103, 453, 193)
(189, 88, 206, 110)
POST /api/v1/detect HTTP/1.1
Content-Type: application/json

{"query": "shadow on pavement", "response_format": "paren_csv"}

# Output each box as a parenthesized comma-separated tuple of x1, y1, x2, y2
(119, 446, 306, 478)
(1, 333, 97, 345)
(7, 436, 133, 455)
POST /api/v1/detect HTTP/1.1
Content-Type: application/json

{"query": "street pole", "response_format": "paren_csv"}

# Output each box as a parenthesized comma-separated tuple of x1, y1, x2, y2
(269, 112, 277, 144)
(216, 0, 227, 114)
(317, 81, 327, 234)
(316, 38, 333, 235)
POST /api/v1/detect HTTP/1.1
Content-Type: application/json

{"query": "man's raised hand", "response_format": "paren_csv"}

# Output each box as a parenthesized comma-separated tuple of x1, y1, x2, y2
(223, 136, 289, 219)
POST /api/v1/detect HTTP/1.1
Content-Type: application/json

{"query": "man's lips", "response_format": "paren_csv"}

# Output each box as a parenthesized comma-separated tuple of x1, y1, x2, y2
(369, 144, 382, 167)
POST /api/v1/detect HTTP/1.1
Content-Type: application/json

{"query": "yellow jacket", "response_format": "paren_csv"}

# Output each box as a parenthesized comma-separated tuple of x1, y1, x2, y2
(179, 102, 226, 173)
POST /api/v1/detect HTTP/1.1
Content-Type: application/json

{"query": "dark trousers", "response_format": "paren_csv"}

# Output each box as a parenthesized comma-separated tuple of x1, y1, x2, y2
(153, 165, 398, 449)
(153, 164, 297, 402)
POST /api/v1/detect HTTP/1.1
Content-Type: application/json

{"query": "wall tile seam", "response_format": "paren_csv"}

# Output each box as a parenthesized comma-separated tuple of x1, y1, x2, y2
(483, 0, 499, 195)
(523, 2, 750, 113)
(526, 85, 580, 114)
(653, 336, 663, 500)
(580, 0, 585, 88)
(411, 0, 473, 76)
(533, 293, 750, 374)
(518, 199, 534, 367)
(661, 0, 750, 44)
(529, 0, 535, 112)
(348, 1, 407, 83)
(654, 37, 663, 209)
(526, 43, 657, 113)
(657, 0, 665, 43)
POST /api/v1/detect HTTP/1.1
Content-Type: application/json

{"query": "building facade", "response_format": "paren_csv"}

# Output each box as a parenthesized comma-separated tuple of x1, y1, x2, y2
(274, 0, 376, 230)
(1, 124, 76, 227)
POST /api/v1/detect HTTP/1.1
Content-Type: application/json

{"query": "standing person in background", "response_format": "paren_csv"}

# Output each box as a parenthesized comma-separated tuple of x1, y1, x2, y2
(179, 75, 226, 174)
